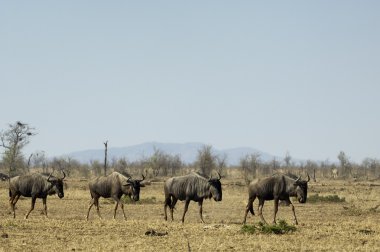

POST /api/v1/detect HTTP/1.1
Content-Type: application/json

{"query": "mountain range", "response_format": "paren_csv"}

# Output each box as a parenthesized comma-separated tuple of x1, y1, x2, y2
(67, 142, 280, 166)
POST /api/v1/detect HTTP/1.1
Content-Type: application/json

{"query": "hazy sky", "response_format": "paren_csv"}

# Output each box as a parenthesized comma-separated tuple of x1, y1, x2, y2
(1, 1, 379, 163)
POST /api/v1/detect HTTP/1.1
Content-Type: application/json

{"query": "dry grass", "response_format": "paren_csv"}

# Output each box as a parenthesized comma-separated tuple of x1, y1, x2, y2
(0, 178, 379, 251)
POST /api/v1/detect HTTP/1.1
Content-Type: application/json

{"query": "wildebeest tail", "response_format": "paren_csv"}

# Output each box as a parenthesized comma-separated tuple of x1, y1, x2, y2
(164, 183, 172, 207)
(164, 195, 172, 208)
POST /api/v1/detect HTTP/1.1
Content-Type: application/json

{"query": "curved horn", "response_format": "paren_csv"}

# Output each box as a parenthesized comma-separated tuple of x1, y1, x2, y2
(306, 173, 310, 182)
(47, 172, 53, 182)
(295, 175, 301, 183)
(141, 174, 145, 181)
(217, 171, 221, 180)
(61, 170, 66, 180)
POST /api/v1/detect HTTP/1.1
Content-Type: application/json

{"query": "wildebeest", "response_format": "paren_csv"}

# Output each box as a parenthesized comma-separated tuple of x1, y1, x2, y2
(164, 172, 222, 223)
(0, 172, 9, 181)
(86, 172, 145, 220)
(243, 173, 310, 225)
(9, 171, 66, 219)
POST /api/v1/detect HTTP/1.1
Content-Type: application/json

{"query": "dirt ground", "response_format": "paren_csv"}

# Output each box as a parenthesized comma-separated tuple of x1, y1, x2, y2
(0, 177, 379, 251)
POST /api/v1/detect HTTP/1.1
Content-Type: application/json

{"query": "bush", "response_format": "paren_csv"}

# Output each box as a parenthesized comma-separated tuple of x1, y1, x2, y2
(358, 229, 375, 235)
(307, 194, 345, 203)
(242, 220, 296, 235)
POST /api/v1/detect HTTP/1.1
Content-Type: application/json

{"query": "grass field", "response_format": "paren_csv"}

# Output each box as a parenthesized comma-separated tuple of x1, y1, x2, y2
(0, 177, 379, 251)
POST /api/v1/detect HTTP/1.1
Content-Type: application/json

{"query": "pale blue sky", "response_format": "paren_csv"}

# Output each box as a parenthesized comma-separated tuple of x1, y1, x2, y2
(1, 1, 379, 163)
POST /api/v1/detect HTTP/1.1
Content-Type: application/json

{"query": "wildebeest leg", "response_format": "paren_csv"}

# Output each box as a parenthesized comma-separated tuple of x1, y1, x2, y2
(9, 196, 16, 218)
(86, 198, 95, 221)
(170, 197, 178, 221)
(10, 194, 20, 218)
(113, 201, 119, 219)
(119, 200, 127, 220)
(285, 199, 298, 225)
(9, 197, 15, 218)
(12, 194, 20, 205)
(94, 197, 102, 219)
(243, 195, 256, 224)
(25, 197, 37, 219)
(43, 197, 48, 217)
(198, 199, 204, 223)
(112, 196, 126, 220)
(164, 195, 172, 221)
(258, 198, 267, 224)
(181, 199, 190, 223)
(273, 198, 279, 224)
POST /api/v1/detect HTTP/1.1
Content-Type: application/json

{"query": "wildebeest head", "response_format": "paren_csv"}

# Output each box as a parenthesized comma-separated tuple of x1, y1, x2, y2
(293, 174, 310, 203)
(208, 172, 222, 201)
(0, 172, 9, 181)
(47, 171, 66, 198)
(123, 175, 145, 201)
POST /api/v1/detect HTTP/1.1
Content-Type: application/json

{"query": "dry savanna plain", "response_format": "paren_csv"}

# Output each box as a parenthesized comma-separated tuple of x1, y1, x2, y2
(0, 174, 379, 251)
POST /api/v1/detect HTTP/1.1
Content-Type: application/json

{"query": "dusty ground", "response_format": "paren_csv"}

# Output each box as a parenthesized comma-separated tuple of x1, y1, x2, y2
(0, 178, 379, 251)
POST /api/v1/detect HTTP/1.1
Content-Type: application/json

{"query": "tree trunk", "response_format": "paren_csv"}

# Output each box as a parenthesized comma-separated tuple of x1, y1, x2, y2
(104, 141, 108, 176)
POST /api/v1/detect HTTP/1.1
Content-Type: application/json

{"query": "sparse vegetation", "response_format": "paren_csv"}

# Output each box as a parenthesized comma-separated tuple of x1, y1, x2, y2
(358, 229, 375, 235)
(307, 194, 346, 203)
(242, 220, 296, 235)
(0, 177, 380, 251)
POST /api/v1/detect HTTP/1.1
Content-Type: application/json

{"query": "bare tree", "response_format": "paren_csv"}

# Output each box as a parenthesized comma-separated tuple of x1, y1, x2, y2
(320, 159, 330, 178)
(270, 157, 280, 174)
(305, 160, 318, 182)
(90, 160, 103, 177)
(112, 157, 130, 177)
(50, 157, 64, 173)
(240, 153, 261, 185)
(196, 145, 216, 176)
(284, 151, 292, 169)
(362, 158, 380, 180)
(168, 154, 183, 176)
(104, 140, 108, 176)
(27, 153, 33, 173)
(0, 121, 36, 177)
(150, 147, 167, 177)
(216, 153, 227, 177)
(337, 151, 351, 178)
(50, 156, 77, 177)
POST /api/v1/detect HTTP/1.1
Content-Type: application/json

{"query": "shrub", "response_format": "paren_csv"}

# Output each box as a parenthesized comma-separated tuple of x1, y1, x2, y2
(242, 220, 296, 235)
(307, 194, 345, 203)
(358, 229, 375, 235)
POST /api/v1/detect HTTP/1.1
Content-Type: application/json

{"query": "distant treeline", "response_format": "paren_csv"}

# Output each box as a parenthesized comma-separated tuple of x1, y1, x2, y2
(2, 122, 379, 181)
(1, 146, 379, 182)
